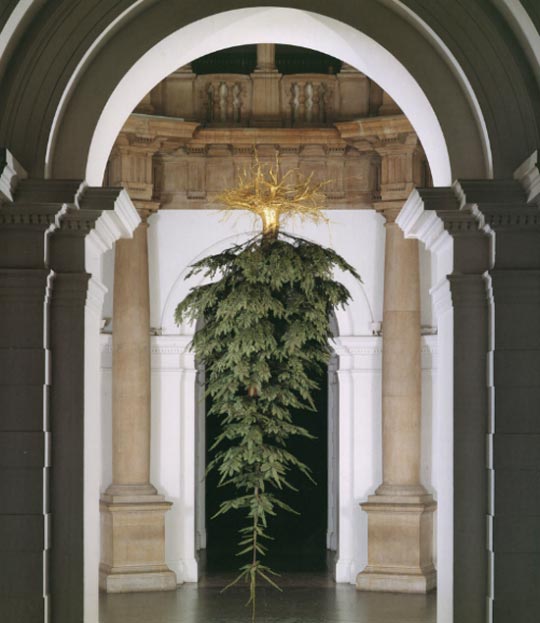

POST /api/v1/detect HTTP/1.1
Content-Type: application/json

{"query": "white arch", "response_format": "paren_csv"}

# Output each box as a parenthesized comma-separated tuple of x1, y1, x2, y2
(86, 7, 453, 186)
(160, 231, 253, 335)
(160, 229, 373, 337)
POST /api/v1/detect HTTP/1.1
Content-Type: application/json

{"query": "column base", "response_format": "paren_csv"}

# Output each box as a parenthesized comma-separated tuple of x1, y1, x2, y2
(356, 489, 437, 594)
(100, 493, 177, 593)
(356, 565, 436, 593)
(99, 566, 177, 593)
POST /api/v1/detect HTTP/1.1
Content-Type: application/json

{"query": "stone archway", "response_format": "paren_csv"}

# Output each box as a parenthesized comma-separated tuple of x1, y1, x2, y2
(88, 17, 456, 617)
(10, 4, 540, 623)
(80, 8, 456, 187)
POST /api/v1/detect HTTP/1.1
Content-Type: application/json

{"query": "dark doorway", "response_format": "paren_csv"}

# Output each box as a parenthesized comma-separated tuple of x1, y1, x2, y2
(204, 365, 328, 573)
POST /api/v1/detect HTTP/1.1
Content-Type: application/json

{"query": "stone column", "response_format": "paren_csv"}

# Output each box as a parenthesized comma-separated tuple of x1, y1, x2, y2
(397, 185, 492, 623)
(453, 177, 540, 623)
(100, 138, 176, 592)
(0, 152, 142, 623)
(100, 206, 176, 592)
(357, 135, 436, 593)
(379, 206, 425, 494)
(48, 187, 141, 622)
(256, 43, 276, 71)
(250, 43, 282, 126)
(107, 208, 156, 495)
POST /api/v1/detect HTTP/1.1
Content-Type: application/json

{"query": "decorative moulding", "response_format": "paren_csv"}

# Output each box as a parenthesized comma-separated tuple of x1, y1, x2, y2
(100, 334, 195, 370)
(86, 278, 108, 313)
(0, 147, 27, 202)
(14, 178, 84, 204)
(82, 187, 141, 247)
(100, 333, 437, 372)
(0, 203, 65, 228)
(514, 150, 540, 204)
(430, 278, 453, 318)
(397, 188, 453, 252)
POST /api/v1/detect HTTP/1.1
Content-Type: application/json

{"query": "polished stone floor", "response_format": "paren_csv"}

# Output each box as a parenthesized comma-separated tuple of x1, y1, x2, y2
(100, 573, 437, 623)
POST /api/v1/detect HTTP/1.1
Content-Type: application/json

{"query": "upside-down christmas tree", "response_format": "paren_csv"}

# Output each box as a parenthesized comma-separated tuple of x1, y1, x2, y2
(175, 157, 361, 621)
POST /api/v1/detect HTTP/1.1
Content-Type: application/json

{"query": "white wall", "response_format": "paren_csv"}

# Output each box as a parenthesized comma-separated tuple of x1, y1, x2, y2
(99, 209, 439, 584)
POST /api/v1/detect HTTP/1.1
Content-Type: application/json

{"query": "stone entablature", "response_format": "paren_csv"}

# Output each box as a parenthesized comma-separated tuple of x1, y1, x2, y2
(154, 129, 378, 210)
(107, 113, 427, 211)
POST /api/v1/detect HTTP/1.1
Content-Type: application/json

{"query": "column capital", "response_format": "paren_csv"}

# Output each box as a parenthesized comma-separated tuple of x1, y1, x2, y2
(49, 187, 140, 272)
(336, 127, 425, 204)
(135, 199, 160, 222)
(113, 132, 162, 153)
(80, 187, 141, 245)
(109, 134, 162, 203)
(373, 200, 403, 223)
(370, 130, 421, 157)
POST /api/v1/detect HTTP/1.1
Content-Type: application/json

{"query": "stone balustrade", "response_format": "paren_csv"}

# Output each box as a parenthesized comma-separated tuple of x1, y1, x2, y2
(139, 65, 387, 126)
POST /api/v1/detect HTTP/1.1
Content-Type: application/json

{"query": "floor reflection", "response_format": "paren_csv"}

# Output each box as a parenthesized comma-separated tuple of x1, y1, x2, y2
(100, 572, 436, 623)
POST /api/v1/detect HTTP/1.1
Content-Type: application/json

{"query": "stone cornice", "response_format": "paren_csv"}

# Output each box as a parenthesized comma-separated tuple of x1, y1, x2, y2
(190, 126, 346, 147)
(398, 185, 491, 276)
(397, 189, 448, 250)
(121, 114, 359, 149)
(398, 186, 487, 243)
(122, 114, 199, 143)
(476, 204, 540, 230)
(335, 115, 414, 143)
(55, 207, 104, 235)
(80, 187, 141, 247)
(453, 179, 540, 231)
(0, 203, 65, 229)
(15, 179, 85, 205)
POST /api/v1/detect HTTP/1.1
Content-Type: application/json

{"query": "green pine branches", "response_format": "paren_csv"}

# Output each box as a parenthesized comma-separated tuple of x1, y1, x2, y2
(175, 232, 361, 621)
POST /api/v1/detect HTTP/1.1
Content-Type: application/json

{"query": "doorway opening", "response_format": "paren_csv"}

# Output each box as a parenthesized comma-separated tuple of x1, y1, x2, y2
(195, 346, 339, 577)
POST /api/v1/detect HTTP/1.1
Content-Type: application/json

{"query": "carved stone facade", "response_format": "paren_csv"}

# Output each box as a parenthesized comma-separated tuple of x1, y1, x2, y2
(137, 50, 394, 128)
(101, 48, 436, 596)
(105, 46, 415, 212)
(107, 116, 428, 211)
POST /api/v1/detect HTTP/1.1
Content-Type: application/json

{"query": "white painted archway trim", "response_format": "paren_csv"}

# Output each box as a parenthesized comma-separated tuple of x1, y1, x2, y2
(85, 7, 453, 186)
(383, 0, 493, 178)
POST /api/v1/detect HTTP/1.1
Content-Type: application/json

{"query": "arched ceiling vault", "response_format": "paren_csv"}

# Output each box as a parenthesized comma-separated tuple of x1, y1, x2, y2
(0, 0, 539, 182)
